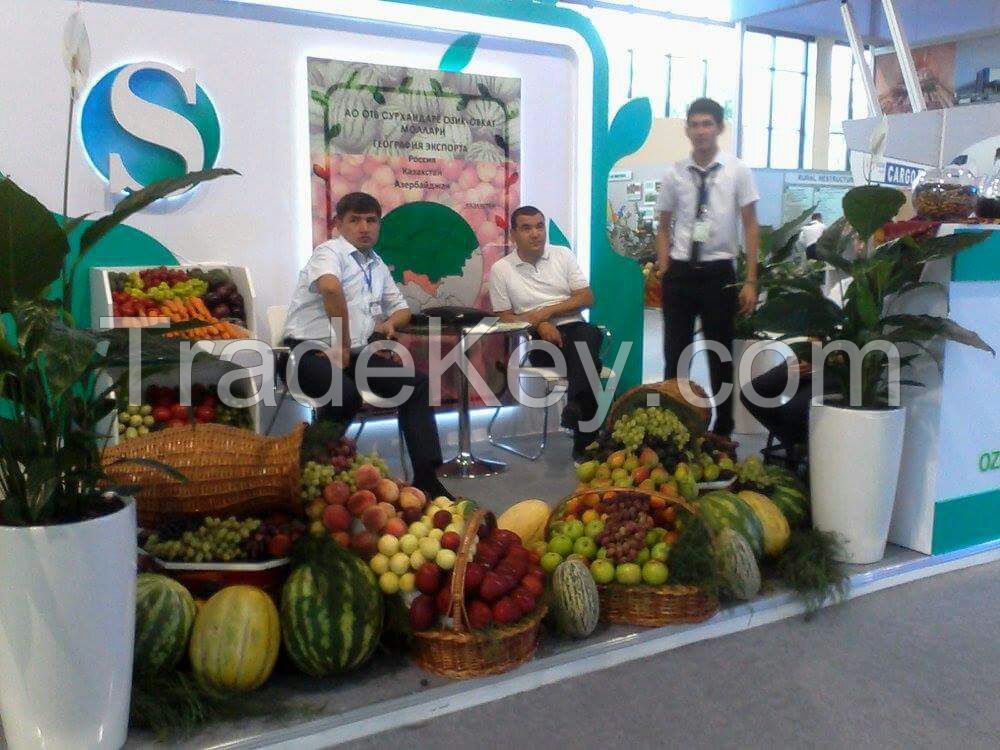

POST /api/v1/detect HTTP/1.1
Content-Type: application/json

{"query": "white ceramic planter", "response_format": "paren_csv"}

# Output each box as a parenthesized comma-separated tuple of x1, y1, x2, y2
(0, 499, 137, 749)
(809, 403, 907, 564)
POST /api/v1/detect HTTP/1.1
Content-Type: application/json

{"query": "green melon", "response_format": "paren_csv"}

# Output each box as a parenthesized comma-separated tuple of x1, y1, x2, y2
(714, 528, 761, 601)
(134, 573, 196, 675)
(769, 484, 809, 529)
(551, 559, 599, 638)
(280, 544, 384, 677)
(696, 490, 765, 559)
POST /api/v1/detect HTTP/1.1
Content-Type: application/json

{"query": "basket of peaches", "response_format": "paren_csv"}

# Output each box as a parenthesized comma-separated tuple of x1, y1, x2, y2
(541, 488, 718, 627)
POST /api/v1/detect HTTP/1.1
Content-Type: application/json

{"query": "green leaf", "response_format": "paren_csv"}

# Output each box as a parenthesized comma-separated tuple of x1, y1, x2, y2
(914, 230, 989, 263)
(106, 456, 187, 483)
(36, 318, 99, 399)
(439, 33, 480, 73)
(767, 206, 816, 262)
(0, 177, 69, 310)
(494, 134, 509, 154)
(841, 186, 905, 241)
(310, 90, 330, 109)
(79, 169, 239, 253)
(325, 123, 342, 145)
(813, 218, 854, 273)
(61, 213, 92, 237)
(371, 90, 386, 105)
(429, 78, 444, 97)
(881, 314, 996, 354)
(751, 290, 844, 339)
(845, 278, 879, 330)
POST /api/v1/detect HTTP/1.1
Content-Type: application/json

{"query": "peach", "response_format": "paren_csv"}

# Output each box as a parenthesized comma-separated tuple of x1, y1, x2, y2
(322, 503, 351, 533)
(383, 516, 407, 538)
(362, 504, 390, 533)
(323, 480, 351, 505)
(377, 501, 396, 517)
(347, 489, 377, 516)
(354, 463, 381, 491)
(398, 486, 426, 511)
(331, 531, 351, 548)
(351, 531, 378, 558)
(374, 478, 401, 504)
(632, 466, 651, 485)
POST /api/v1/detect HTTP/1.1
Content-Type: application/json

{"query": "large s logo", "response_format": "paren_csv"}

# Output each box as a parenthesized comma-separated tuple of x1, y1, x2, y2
(81, 62, 220, 193)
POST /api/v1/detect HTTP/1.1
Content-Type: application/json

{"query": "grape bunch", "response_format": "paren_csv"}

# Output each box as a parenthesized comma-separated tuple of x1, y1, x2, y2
(301, 460, 337, 502)
(244, 514, 306, 560)
(327, 436, 357, 472)
(611, 407, 690, 453)
(597, 493, 654, 564)
(736, 456, 773, 489)
(144, 516, 262, 563)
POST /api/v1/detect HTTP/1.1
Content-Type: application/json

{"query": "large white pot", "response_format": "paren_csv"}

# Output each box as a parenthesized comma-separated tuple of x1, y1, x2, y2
(809, 403, 906, 564)
(0, 499, 136, 749)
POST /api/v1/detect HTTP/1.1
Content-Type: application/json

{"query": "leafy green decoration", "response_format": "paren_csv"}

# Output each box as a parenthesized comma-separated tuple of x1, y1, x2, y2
(375, 202, 478, 284)
(0, 178, 68, 310)
(842, 185, 905, 241)
(429, 78, 444, 97)
(439, 33, 481, 73)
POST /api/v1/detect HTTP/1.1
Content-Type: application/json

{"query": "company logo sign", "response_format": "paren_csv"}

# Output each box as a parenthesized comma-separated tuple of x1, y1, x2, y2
(81, 62, 220, 193)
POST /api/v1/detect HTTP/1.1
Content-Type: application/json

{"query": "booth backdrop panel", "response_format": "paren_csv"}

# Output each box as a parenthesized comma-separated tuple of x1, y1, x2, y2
(0, 0, 578, 335)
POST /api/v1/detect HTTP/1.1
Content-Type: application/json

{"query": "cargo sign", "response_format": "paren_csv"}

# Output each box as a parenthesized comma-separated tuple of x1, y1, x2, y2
(882, 161, 926, 188)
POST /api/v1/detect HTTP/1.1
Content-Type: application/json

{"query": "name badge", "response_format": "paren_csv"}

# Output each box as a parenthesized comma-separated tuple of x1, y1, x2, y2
(692, 220, 711, 243)
(369, 298, 381, 316)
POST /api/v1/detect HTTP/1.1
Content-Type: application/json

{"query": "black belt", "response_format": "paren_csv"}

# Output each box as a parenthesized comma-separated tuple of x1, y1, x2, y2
(666, 258, 734, 274)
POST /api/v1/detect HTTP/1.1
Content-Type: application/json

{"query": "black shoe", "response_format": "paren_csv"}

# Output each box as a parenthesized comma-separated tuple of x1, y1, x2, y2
(414, 472, 454, 501)
(560, 401, 583, 431)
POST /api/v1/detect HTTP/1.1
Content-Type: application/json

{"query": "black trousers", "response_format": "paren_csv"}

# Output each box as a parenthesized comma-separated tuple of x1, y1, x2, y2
(740, 364, 810, 447)
(661, 260, 737, 436)
(284, 343, 443, 475)
(528, 321, 603, 450)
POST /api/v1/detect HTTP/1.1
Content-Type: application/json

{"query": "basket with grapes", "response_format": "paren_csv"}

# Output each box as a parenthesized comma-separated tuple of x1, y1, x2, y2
(543, 488, 718, 626)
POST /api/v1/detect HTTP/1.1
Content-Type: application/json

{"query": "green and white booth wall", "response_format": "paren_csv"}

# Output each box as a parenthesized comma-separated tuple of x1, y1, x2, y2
(1, 0, 653, 387)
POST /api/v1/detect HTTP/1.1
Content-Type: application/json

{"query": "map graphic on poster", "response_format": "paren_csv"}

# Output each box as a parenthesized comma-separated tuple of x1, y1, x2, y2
(308, 59, 521, 311)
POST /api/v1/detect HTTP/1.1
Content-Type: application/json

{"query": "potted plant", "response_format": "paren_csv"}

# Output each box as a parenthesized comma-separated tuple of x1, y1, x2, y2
(0, 169, 233, 749)
(749, 186, 993, 563)
(733, 208, 826, 435)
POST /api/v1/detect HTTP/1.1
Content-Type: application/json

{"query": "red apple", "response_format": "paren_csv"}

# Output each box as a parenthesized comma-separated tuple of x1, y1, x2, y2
(467, 599, 493, 629)
(322, 504, 351, 533)
(402, 506, 422, 523)
(331, 531, 351, 548)
(520, 574, 544, 597)
(350, 531, 377, 558)
(409, 594, 436, 631)
(463, 561, 486, 594)
(510, 588, 536, 616)
(347, 490, 377, 516)
(440, 531, 461, 551)
(432, 509, 452, 530)
(415, 562, 442, 595)
(492, 596, 521, 625)
(435, 585, 453, 616)
(479, 571, 508, 602)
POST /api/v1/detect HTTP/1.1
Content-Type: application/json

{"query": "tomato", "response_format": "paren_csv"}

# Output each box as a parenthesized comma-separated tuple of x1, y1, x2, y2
(152, 405, 172, 423)
(166, 418, 187, 429)
(199, 393, 217, 408)
(170, 403, 189, 421)
(193, 404, 215, 423)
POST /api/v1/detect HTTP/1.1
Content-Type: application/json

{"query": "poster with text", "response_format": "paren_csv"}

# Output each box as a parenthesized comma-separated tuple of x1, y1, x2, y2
(308, 59, 521, 312)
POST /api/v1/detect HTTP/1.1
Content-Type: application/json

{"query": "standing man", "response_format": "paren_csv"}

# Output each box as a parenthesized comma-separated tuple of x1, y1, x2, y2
(796, 212, 826, 262)
(489, 206, 603, 461)
(282, 192, 451, 498)
(655, 97, 760, 437)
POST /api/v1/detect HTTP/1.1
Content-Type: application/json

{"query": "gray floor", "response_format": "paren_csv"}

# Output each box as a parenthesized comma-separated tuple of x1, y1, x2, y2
(345, 560, 1000, 750)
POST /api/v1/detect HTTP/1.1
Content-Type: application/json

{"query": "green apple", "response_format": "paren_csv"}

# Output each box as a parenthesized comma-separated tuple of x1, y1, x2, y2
(378, 571, 400, 595)
(590, 558, 615, 584)
(718, 456, 735, 471)
(703, 464, 721, 482)
(435, 548, 457, 570)
(700, 452, 714, 467)
(674, 463, 690, 481)
(576, 460, 600, 482)
(585, 519, 605, 539)
(398, 572, 415, 593)
(573, 536, 598, 560)
(409, 550, 426, 570)
(650, 541, 671, 562)
(540, 551, 563, 573)
(377, 534, 400, 557)
(369, 553, 390, 576)
(650, 467, 670, 484)
(408, 521, 429, 539)
(635, 548, 650, 566)
(615, 562, 642, 585)
(678, 476, 698, 501)
(645, 528, 665, 547)
(562, 519, 585, 541)
(388, 552, 411, 576)
(547, 534, 574, 557)
(689, 463, 703, 482)
(641, 560, 669, 586)
(595, 465, 612, 480)
(418, 536, 440, 559)
(624, 455, 639, 473)
(399, 534, 419, 555)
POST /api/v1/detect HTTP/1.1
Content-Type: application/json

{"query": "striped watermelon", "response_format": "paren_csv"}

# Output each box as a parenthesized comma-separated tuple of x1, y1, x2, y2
(696, 490, 765, 559)
(715, 528, 761, 600)
(769, 483, 810, 529)
(281, 543, 383, 677)
(133, 573, 196, 675)
(551, 559, 599, 638)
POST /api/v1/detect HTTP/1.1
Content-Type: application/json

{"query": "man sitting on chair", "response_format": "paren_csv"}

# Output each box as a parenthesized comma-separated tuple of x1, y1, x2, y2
(282, 191, 451, 499)
(488, 206, 603, 462)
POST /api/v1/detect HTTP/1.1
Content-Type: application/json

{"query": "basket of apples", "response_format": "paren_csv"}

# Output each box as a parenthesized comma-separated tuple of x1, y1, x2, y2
(408, 508, 547, 679)
(543, 489, 718, 627)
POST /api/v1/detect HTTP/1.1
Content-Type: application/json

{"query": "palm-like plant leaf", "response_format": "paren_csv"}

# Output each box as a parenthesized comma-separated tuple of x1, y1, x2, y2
(881, 314, 995, 353)
(842, 185, 905, 240)
(813, 217, 854, 273)
(0, 179, 69, 310)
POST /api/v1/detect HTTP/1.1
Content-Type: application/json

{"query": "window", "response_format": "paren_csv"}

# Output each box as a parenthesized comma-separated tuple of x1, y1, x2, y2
(740, 31, 810, 169)
(829, 44, 873, 171)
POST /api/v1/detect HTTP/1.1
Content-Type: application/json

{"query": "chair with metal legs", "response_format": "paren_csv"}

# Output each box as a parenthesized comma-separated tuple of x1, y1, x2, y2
(487, 327, 615, 461)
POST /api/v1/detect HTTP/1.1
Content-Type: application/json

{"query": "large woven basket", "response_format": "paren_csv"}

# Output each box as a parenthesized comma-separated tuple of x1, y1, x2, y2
(410, 509, 546, 679)
(102, 423, 304, 527)
(552, 489, 719, 628)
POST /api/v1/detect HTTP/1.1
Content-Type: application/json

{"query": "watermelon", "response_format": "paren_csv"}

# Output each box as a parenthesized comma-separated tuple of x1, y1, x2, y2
(696, 490, 765, 559)
(714, 528, 761, 600)
(550, 559, 599, 638)
(737, 490, 791, 557)
(769, 484, 809, 529)
(281, 543, 384, 677)
(189, 585, 281, 693)
(134, 573, 196, 675)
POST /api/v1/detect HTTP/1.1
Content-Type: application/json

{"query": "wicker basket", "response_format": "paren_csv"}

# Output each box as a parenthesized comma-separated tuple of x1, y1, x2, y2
(605, 379, 712, 434)
(552, 488, 719, 627)
(410, 509, 546, 679)
(102, 423, 304, 527)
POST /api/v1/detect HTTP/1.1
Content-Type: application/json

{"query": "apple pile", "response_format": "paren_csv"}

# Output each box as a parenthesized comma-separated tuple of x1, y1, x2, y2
(115, 384, 252, 439)
(367, 496, 476, 596)
(406, 514, 544, 632)
(541, 490, 680, 588)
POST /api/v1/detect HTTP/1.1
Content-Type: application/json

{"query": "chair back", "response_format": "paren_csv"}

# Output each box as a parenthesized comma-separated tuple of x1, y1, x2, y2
(267, 305, 288, 348)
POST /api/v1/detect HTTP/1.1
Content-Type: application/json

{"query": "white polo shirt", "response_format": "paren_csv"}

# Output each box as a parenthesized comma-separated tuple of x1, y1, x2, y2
(282, 236, 409, 347)
(655, 150, 759, 263)
(488, 244, 589, 327)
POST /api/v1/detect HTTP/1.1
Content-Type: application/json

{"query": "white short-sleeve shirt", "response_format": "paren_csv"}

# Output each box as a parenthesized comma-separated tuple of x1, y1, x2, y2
(282, 236, 409, 347)
(488, 244, 589, 327)
(655, 150, 759, 262)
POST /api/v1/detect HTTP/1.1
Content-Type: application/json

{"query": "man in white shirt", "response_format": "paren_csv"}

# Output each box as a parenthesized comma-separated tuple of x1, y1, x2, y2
(283, 192, 449, 498)
(489, 206, 602, 460)
(654, 97, 761, 436)
(795, 212, 826, 263)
